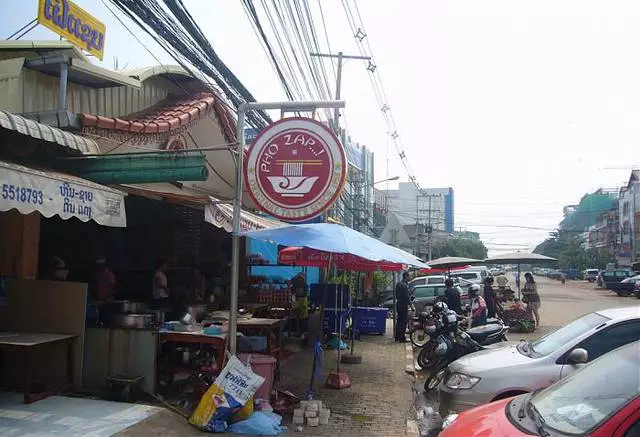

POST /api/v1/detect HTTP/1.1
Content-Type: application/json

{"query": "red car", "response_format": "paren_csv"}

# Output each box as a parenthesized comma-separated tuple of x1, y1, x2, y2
(439, 341, 640, 437)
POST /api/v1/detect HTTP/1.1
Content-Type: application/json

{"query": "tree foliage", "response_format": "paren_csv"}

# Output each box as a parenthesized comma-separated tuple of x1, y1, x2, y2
(534, 230, 616, 270)
(431, 238, 488, 260)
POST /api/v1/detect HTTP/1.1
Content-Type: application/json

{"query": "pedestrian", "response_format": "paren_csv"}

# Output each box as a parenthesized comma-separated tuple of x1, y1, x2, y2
(484, 276, 497, 318)
(444, 278, 462, 314)
(522, 272, 541, 328)
(468, 284, 487, 327)
(394, 272, 411, 342)
(152, 259, 170, 310)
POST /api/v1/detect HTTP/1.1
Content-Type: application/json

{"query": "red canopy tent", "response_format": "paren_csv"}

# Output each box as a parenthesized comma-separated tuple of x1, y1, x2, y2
(278, 246, 408, 272)
(418, 264, 471, 275)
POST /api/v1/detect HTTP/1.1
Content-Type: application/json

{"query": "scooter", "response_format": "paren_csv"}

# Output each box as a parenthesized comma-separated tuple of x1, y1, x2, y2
(409, 310, 437, 348)
(419, 320, 509, 392)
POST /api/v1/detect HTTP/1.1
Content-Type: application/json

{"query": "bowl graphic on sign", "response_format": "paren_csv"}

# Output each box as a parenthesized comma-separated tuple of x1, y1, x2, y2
(266, 160, 321, 197)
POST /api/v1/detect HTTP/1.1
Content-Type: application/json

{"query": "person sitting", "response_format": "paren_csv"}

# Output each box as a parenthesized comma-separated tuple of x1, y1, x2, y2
(468, 284, 488, 327)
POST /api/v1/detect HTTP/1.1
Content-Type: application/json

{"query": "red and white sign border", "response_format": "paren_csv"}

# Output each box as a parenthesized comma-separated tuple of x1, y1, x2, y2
(244, 117, 347, 223)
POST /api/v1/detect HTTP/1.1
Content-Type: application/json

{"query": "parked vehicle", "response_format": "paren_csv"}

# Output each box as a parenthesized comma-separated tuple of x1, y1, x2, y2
(383, 284, 445, 314)
(562, 269, 581, 280)
(417, 311, 509, 391)
(449, 270, 483, 284)
(635, 281, 640, 299)
(583, 268, 599, 282)
(609, 274, 640, 296)
(439, 341, 640, 437)
(409, 310, 436, 348)
(438, 306, 640, 416)
(602, 269, 633, 289)
(409, 275, 446, 287)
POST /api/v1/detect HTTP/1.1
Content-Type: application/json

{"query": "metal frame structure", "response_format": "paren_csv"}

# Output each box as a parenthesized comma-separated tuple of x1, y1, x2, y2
(229, 100, 345, 354)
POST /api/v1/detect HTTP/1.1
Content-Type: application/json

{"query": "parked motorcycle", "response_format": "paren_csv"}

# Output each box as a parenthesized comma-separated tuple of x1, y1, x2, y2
(409, 311, 437, 348)
(418, 316, 509, 392)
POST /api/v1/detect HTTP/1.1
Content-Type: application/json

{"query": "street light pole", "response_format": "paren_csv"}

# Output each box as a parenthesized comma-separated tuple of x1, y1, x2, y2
(229, 100, 346, 355)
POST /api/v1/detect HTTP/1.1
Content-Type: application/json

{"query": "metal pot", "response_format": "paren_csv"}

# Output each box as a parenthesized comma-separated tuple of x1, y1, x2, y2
(109, 300, 147, 314)
(151, 310, 166, 324)
(113, 313, 154, 329)
(187, 304, 207, 321)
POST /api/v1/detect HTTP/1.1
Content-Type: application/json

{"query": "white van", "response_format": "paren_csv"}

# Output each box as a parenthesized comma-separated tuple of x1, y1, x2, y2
(449, 270, 484, 284)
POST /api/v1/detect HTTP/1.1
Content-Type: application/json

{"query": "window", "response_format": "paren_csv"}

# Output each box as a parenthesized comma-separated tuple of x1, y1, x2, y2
(625, 421, 640, 437)
(414, 287, 436, 298)
(451, 273, 479, 280)
(427, 277, 445, 284)
(531, 312, 609, 356)
(574, 322, 640, 362)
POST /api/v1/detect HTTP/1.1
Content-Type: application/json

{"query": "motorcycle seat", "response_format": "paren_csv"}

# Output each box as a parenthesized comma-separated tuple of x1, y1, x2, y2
(466, 323, 504, 342)
(487, 317, 501, 324)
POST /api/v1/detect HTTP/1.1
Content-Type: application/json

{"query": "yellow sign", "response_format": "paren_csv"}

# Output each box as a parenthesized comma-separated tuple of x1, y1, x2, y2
(37, 0, 106, 60)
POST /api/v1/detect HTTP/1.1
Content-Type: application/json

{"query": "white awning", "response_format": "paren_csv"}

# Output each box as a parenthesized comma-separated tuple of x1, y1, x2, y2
(205, 199, 282, 232)
(0, 160, 126, 227)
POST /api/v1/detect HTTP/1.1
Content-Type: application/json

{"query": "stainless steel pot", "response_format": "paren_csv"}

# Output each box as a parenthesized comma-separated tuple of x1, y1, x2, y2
(109, 300, 148, 313)
(151, 310, 166, 324)
(113, 313, 154, 329)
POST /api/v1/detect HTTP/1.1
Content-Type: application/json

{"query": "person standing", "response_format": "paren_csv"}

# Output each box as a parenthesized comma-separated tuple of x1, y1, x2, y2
(496, 273, 509, 290)
(483, 276, 497, 318)
(152, 259, 170, 309)
(444, 278, 462, 314)
(95, 256, 116, 301)
(468, 284, 488, 327)
(394, 272, 410, 342)
(522, 272, 541, 328)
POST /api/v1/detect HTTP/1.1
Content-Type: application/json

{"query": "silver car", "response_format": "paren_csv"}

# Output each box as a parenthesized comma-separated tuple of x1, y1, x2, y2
(439, 306, 640, 416)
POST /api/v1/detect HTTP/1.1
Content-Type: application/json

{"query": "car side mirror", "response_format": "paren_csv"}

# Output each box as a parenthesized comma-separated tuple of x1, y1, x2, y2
(567, 348, 588, 364)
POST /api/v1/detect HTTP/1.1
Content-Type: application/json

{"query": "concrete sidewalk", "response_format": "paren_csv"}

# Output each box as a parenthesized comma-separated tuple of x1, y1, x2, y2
(117, 320, 416, 436)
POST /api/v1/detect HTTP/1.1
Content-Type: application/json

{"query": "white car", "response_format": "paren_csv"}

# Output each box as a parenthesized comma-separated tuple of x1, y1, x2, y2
(439, 306, 640, 416)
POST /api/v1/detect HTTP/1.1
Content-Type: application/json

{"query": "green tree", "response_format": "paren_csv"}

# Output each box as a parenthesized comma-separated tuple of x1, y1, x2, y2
(431, 238, 488, 260)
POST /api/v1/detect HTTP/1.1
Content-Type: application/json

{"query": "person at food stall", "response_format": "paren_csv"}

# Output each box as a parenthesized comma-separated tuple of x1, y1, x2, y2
(188, 266, 205, 303)
(152, 259, 170, 309)
(95, 256, 116, 301)
(394, 272, 410, 342)
(522, 272, 541, 328)
(468, 284, 487, 327)
(483, 276, 497, 318)
(291, 272, 309, 337)
(45, 256, 69, 281)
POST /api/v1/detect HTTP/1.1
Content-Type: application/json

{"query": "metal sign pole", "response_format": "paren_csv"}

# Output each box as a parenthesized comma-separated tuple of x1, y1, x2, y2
(229, 100, 345, 356)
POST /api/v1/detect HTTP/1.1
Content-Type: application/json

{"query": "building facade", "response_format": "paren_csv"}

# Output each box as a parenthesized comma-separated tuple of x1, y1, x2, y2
(382, 183, 454, 234)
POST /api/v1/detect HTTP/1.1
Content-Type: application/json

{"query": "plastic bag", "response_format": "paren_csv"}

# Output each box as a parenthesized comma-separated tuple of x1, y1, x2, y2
(231, 398, 254, 423)
(229, 411, 287, 436)
(189, 356, 265, 433)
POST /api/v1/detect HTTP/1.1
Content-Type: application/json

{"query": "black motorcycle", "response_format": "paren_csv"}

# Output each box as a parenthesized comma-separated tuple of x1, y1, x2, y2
(418, 316, 509, 391)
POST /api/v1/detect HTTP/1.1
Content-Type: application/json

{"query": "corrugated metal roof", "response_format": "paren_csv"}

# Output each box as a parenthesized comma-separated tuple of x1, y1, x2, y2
(0, 110, 98, 154)
(0, 40, 88, 62)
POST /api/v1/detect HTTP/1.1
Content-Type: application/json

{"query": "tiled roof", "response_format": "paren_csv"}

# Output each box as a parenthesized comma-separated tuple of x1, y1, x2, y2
(79, 92, 236, 141)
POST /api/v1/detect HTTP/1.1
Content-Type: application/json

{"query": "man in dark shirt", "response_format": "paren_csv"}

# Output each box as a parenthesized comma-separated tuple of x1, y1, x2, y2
(444, 278, 462, 314)
(394, 272, 410, 342)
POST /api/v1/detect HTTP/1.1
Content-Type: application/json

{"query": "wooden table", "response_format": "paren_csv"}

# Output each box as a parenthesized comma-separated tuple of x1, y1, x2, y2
(237, 318, 287, 379)
(0, 332, 77, 403)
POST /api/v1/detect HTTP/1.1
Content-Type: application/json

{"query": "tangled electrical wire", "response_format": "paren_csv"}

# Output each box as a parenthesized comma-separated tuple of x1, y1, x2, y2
(107, 0, 272, 130)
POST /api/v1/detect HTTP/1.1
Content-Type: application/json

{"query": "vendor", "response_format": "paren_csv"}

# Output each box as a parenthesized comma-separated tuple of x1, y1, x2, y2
(95, 256, 116, 301)
(291, 272, 309, 337)
(189, 266, 205, 304)
(45, 256, 69, 281)
(152, 259, 170, 309)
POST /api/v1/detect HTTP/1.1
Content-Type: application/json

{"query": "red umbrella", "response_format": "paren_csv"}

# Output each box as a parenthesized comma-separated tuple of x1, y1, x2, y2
(418, 264, 471, 275)
(278, 246, 406, 271)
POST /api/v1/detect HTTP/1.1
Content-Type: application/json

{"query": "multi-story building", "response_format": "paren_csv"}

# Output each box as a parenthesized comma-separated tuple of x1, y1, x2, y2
(618, 171, 640, 265)
(585, 208, 619, 254)
(382, 183, 454, 234)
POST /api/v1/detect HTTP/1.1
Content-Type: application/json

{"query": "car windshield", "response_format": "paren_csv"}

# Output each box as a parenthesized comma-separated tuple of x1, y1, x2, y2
(530, 342, 639, 435)
(428, 277, 445, 284)
(414, 287, 436, 298)
(530, 312, 608, 356)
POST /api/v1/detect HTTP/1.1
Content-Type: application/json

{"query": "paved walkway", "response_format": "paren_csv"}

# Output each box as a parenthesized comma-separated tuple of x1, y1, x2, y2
(117, 320, 415, 436)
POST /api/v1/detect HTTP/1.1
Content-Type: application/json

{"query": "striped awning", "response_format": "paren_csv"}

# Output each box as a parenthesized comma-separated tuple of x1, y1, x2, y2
(0, 110, 99, 155)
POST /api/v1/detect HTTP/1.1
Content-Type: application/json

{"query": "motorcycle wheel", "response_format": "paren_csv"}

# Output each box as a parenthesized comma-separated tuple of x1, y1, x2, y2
(424, 370, 445, 392)
(410, 328, 429, 348)
(417, 341, 439, 370)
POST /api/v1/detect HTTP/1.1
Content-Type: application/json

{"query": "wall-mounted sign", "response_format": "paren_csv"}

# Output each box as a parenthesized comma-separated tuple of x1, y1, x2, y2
(245, 117, 347, 223)
(37, 0, 106, 60)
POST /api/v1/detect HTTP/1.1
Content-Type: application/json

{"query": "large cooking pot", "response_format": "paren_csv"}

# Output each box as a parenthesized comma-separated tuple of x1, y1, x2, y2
(109, 300, 148, 314)
(112, 313, 154, 329)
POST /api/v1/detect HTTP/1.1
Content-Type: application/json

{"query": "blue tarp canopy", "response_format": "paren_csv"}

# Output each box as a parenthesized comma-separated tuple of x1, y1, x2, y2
(241, 223, 428, 269)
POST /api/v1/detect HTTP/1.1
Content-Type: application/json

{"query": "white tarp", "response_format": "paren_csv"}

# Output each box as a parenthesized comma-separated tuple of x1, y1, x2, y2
(204, 199, 282, 232)
(0, 160, 126, 227)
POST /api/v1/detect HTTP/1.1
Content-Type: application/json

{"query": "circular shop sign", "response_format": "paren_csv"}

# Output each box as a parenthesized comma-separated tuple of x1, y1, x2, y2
(245, 117, 347, 223)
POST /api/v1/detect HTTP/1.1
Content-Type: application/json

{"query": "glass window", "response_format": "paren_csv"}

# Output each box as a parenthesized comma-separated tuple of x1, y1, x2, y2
(451, 273, 478, 280)
(531, 343, 639, 435)
(531, 312, 609, 356)
(414, 287, 436, 298)
(625, 420, 640, 437)
(427, 277, 445, 284)
(574, 322, 640, 362)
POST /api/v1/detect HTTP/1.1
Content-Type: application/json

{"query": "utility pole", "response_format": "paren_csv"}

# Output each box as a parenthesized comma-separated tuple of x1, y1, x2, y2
(310, 52, 371, 133)
(427, 196, 433, 261)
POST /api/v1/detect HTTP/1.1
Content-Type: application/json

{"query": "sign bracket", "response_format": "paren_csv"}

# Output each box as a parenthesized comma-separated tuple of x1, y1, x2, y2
(229, 100, 345, 355)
